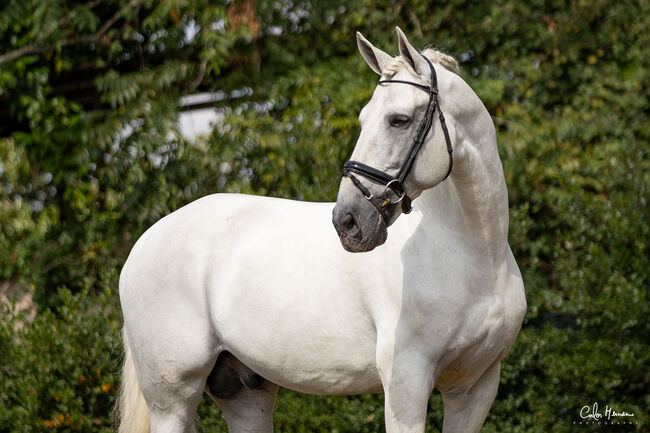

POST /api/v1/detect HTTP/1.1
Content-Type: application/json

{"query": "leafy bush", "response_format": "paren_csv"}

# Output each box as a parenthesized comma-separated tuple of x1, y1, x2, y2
(0, 288, 121, 432)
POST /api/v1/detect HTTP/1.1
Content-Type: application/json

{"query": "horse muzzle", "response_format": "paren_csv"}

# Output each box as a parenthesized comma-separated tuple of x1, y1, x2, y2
(332, 181, 388, 252)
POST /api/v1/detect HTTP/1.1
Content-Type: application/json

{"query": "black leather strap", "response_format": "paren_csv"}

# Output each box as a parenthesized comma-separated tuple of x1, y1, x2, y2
(438, 108, 454, 181)
(343, 161, 412, 214)
(343, 171, 411, 219)
(377, 79, 435, 93)
(343, 161, 406, 197)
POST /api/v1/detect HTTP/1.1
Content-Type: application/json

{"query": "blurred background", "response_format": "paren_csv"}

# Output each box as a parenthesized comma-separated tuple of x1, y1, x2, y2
(0, 0, 648, 431)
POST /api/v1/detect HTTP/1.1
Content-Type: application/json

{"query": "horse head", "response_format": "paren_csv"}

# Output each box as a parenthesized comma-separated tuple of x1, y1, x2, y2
(333, 27, 456, 252)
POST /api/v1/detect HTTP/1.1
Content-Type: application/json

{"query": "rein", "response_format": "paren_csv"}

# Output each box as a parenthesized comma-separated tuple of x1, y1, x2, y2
(342, 55, 453, 219)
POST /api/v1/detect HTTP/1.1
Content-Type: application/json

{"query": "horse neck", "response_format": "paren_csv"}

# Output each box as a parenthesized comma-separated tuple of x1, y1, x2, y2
(419, 119, 510, 267)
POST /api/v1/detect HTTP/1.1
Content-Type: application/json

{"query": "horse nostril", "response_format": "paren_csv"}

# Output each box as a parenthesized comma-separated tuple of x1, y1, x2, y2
(342, 213, 360, 237)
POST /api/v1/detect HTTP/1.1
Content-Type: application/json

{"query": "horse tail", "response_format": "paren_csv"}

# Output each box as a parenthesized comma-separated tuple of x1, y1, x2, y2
(116, 328, 150, 433)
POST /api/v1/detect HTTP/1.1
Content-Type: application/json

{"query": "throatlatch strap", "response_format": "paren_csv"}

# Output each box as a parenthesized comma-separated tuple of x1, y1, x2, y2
(438, 109, 454, 181)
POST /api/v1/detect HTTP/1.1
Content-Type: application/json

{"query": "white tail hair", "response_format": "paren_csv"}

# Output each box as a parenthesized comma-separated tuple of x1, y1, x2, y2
(116, 329, 150, 433)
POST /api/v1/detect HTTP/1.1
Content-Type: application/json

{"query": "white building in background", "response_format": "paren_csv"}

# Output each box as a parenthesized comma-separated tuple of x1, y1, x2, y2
(178, 93, 225, 141)
(178, 87, 254, 141)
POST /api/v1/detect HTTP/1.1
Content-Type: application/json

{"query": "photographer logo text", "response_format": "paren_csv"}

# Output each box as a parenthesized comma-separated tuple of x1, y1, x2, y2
(575, 402, 637, 426)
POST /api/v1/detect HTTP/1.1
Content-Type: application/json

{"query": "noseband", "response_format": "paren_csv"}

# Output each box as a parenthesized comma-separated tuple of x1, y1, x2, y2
(342, 55, 453, 219)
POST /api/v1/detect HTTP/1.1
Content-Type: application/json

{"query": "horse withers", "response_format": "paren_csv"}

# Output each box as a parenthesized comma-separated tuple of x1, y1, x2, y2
(117, 27, 526, 433)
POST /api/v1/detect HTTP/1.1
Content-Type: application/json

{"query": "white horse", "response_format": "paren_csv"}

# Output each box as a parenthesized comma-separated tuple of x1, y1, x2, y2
(117, 28, 526, 433)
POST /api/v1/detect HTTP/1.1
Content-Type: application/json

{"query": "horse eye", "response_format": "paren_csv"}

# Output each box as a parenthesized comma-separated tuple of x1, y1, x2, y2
(389, 115, 411, 128)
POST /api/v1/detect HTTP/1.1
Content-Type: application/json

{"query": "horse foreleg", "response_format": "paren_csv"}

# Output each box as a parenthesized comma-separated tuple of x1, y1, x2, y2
(378, 347, 436, 433)
(439, 361, 501, 433)
(209, 381, 279, 433)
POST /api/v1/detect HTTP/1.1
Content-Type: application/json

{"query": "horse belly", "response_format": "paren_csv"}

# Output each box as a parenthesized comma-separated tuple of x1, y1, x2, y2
(208, 211, 383, 394)
(212, 256, 382, 395)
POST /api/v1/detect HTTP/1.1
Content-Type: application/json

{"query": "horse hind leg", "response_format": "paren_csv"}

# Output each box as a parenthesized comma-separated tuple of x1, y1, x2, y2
(119, 327, 215, 433)
(206, 352, 278, 433)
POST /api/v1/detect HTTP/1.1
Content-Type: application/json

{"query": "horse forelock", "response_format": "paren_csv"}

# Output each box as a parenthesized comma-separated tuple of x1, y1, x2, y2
(382, 48, 459, 78)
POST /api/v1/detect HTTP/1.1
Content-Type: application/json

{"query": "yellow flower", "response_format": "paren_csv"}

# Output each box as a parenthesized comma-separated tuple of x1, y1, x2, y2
(40, 419, 58, 428)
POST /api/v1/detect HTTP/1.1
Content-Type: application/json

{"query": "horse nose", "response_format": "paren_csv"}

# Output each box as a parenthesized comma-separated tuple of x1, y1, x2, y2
(339, 212, 361, 240)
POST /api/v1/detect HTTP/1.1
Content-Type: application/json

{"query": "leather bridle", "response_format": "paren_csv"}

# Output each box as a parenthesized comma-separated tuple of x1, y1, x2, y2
(342, 55, 453, 220)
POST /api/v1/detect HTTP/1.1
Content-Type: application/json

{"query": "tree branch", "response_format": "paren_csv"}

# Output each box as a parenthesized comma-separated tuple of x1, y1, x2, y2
(190, 58, 208, 90)
(0, 0, 140, 65)
(408, 7, 423, 37)
(0, 44, 43, 65)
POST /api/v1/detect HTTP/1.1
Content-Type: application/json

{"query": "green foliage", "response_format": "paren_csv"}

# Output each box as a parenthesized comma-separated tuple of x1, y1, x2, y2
(0, 288, 122, 432)
(0, 0, 237, 306)
(0, 0, 648, 431)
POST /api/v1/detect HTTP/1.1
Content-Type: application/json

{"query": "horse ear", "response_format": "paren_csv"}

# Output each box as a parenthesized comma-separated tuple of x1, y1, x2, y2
(356, 31, 392, 76)
(395, 26, 428, 76)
